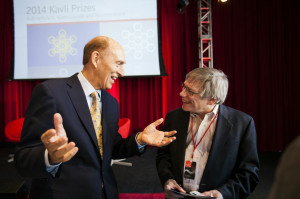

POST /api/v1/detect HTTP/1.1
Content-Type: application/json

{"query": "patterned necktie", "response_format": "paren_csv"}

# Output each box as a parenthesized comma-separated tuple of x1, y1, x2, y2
(90, 91, 103, 158)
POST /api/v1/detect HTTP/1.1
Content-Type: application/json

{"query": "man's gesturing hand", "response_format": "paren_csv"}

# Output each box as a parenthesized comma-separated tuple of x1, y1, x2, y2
(137, 118, 176, 147)
(41, 113, 78, 164)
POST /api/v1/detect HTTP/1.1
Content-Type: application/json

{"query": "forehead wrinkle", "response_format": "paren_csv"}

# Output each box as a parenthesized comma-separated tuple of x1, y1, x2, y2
(186, 78, 202, 92)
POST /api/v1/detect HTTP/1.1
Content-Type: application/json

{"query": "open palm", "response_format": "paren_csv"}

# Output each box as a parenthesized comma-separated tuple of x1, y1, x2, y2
(138, 118, 176, 147)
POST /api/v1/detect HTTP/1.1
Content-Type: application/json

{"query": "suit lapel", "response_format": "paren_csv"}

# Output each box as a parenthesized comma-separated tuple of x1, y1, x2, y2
(100, 90, 118, 161)
(66, 75, 99, 151)
(100, 91, 109, 159)
(201, 105, 233, 182)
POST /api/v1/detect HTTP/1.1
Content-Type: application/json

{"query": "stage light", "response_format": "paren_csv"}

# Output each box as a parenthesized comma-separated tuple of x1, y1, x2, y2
(177, 0, 189, 14)
(218, 0, 228, 2)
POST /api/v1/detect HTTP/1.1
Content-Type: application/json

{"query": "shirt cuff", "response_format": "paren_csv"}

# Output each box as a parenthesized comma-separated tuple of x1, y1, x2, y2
(44, 149, 61, 176)
(135, 132, 146, 152)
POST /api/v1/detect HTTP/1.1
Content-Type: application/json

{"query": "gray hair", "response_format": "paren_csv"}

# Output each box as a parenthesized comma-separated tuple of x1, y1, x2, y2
(185, 67, 229, 104)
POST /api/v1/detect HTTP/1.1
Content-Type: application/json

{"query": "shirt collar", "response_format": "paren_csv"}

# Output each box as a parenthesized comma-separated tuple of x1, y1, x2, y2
(211, 104, 219, 116)
(77, 72, 101, 100)
(190, 104, 219, 120)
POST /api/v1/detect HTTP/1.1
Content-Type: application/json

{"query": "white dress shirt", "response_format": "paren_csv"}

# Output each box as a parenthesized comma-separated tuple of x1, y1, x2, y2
(183, 105, 219, 192)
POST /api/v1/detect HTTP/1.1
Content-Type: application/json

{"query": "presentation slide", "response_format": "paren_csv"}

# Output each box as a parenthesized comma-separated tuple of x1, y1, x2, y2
(12, 0, 164, 79)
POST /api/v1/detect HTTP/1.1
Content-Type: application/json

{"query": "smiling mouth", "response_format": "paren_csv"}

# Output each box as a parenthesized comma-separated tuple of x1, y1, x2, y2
(182, 100, 191, 104)
(111, 75, 118, 82)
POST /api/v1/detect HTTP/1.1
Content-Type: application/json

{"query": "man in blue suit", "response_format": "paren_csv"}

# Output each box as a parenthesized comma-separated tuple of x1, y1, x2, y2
(15, 36, 176, 199)
(156, 68, 259, 199)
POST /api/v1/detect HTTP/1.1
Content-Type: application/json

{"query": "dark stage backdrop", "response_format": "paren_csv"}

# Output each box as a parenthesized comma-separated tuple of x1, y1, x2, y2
(0, 0, 299, 151)
(211, 0, 300, 151)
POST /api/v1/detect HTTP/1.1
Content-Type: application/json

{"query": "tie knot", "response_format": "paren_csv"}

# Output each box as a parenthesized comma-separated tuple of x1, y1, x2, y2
(91, 91, 99, 100)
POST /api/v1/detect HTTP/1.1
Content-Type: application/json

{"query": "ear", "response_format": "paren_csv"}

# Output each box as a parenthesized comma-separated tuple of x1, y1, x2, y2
(207, 98, 217, 105)
(91, 51, 100, 67)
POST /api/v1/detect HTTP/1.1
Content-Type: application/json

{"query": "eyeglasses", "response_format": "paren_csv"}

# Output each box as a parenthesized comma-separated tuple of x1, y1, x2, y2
(181, 83, 202, 96)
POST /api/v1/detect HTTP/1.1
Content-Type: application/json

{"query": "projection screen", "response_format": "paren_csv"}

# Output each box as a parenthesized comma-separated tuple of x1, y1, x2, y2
(11, 0, 166, 80)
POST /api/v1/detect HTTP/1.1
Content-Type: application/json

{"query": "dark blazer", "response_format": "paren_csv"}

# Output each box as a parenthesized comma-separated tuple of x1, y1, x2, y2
(156, 105, 259, 199)
(15, 74, 141, 199)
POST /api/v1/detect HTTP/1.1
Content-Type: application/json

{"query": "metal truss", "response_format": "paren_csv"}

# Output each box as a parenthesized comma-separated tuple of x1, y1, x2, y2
(198, 0, 213, 68)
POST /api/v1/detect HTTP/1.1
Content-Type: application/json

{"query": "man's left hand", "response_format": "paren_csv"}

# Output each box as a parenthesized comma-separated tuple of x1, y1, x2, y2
(137, 118, 176, 147)
(202, 190, 223, 199)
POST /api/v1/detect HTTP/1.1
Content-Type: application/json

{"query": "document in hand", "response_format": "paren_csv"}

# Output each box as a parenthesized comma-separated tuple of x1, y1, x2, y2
(170, 189, 217, 199)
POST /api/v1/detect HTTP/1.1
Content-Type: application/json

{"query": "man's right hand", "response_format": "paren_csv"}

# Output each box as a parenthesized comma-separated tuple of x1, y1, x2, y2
(41, 113, 78, 164)
(164, 179, 186, 199)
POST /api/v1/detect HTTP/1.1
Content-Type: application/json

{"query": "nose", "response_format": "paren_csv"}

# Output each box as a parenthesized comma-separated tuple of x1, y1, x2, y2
(179, 88, 187, 97)
(117, 65, 124, 77)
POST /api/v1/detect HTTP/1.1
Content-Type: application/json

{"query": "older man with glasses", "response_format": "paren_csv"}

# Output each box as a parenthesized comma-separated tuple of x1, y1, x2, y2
(156, 67, 259, 199)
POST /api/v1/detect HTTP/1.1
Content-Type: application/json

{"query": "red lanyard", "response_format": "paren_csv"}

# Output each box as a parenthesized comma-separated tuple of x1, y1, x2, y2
(190, 110, 218, 159)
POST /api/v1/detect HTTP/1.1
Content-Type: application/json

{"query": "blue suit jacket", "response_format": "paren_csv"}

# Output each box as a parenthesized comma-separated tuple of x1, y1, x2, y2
(156, 105, 259, 199)
(15, 74, 141, 199)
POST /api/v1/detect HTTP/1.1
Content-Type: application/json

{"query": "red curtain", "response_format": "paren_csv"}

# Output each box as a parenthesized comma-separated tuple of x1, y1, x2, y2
(1, 0, 299, 151)
(211, 0, 300, 151)
(0, 0, 38, 142)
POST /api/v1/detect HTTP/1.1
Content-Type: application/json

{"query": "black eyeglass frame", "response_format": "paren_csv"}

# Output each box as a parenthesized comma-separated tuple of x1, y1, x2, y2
(181, 83, 202, 96)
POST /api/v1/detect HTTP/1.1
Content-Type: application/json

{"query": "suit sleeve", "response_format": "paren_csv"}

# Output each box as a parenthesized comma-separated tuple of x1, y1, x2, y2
(217, 118, 260, 199)
(111, 107, 142, 159)
(14, 83, 56, 178)
(101, 92, 142, 160)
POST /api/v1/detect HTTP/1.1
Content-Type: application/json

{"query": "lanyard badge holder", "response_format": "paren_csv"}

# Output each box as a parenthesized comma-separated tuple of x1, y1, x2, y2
(184, 111, 218, 180)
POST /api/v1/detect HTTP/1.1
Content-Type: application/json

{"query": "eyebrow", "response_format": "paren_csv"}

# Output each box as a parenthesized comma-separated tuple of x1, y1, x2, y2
(183, 83, 201, 94)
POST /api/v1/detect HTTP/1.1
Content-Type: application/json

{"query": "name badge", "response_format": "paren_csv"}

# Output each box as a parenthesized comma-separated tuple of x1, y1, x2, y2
(184, 160, 196, 179)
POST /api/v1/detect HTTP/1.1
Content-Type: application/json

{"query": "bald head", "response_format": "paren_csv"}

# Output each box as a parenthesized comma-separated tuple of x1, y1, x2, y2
(81, 36, 125, 90)
(82, 36, 122, 65)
